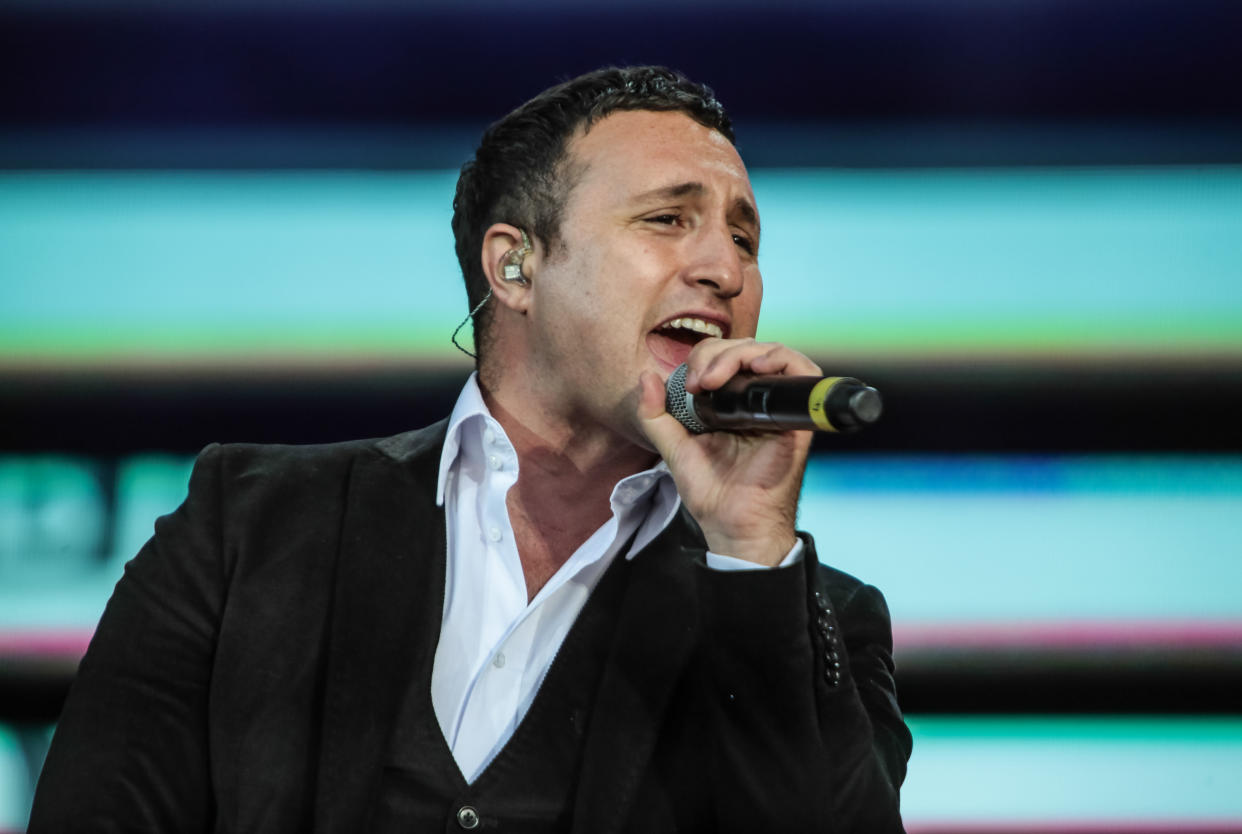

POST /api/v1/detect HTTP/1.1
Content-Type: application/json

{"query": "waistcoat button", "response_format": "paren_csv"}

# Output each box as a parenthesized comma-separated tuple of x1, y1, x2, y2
(456, 805, 480, 829)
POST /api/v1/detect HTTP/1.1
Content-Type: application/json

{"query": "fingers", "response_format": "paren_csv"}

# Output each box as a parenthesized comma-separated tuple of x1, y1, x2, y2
(683, 338, 822, 394)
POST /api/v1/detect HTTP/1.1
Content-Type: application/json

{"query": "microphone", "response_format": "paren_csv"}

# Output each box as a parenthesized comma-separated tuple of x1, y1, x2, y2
(664, 363, 882, 434)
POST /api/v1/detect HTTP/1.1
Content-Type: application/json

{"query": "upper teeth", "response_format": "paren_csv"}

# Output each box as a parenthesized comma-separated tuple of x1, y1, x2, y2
(661, 317, 724, 339)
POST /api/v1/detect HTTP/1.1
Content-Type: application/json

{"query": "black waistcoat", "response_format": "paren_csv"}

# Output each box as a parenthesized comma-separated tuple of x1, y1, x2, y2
(367, 549, 634, 833)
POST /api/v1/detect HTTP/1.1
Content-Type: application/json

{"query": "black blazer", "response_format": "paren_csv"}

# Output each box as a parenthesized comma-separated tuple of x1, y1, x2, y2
(30, 421, 911, 833)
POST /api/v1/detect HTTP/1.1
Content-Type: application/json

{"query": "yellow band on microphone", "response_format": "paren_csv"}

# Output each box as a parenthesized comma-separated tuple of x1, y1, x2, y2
(808, 377, 843, 432)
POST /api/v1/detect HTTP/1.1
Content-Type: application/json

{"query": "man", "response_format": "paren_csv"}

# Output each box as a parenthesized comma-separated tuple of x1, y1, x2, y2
(30, 66, 911, 832)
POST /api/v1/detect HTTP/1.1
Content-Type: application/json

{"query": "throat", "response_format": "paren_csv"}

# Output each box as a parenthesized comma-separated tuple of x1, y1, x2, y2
(508, 489, 613, 602)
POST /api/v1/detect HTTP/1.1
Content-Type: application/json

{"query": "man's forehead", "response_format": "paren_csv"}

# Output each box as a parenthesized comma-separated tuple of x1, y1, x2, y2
(566, 110, 756, 206)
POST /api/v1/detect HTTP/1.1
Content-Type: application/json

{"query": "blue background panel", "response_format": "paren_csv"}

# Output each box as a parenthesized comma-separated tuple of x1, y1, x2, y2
(903, 717, 1242, 828)
(4, 718, 1241, 831)
(801, 455, 1242, 627)
(4, 167, 1241, 365)
(3, 453, 1238, 637)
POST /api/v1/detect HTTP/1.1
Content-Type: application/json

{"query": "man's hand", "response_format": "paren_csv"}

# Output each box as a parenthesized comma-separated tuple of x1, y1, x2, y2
(638, 339, 821, 567)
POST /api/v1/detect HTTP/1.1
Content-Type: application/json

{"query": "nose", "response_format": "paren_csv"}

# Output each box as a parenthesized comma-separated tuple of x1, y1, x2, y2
(682, 223, 745, 298)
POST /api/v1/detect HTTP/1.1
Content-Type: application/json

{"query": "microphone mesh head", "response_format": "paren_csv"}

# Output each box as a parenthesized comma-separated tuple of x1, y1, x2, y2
(664, 363, 708, 434)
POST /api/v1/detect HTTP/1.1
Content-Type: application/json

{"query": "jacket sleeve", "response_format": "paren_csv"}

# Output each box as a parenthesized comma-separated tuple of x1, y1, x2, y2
(28, 444, 230, 833)
(693, 532, 912, 833)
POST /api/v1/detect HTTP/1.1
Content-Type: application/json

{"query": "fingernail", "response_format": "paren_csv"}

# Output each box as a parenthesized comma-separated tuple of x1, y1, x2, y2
(685, 369, 698, 389)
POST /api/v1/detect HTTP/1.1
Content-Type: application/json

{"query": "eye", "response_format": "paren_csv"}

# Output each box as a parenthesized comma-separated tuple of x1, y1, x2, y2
(645, 213, 681, 226)
(732, 233, 756, 256)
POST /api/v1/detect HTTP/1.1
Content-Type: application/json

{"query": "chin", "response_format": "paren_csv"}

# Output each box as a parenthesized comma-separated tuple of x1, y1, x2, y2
(612, 388, 655, 446)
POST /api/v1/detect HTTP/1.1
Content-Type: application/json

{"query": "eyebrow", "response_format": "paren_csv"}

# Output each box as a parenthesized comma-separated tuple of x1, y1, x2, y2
(732, 197, 760, 235)
(632, 181, 761, 235)
(632, 181, 706, 202)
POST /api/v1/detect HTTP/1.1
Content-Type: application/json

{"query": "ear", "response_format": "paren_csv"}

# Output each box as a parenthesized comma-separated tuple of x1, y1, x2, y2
(481, 223, 539, 315)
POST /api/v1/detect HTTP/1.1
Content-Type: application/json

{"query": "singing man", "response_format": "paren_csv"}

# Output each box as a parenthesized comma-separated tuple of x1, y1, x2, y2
(31, 65, 911, 833)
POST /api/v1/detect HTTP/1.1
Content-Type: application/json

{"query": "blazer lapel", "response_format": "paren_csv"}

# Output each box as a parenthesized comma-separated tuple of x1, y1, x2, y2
(313, 424, 448, 834)
(572, 509, 703, 834)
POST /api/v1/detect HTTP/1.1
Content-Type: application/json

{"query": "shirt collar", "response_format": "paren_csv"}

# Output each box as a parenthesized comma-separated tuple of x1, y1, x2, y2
(436, 373, 675, 528)
(435, 372, 502, 506)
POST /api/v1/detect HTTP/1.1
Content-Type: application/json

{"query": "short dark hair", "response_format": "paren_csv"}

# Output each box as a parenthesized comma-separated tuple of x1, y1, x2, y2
(451, 66, 734, 363)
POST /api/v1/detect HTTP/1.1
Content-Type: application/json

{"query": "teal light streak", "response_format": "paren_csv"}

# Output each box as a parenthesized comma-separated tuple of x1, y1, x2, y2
(904, 716, 1242, 822)
(800, 454, 1242, 622)
(3, 167, 1240, 360)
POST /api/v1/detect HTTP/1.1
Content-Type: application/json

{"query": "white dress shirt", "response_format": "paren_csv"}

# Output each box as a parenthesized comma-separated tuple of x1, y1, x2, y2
(430, 374, 800, 782)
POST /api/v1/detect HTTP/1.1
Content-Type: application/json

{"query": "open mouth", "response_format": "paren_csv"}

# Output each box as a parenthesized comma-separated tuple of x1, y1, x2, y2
(645, 316, 727, 372)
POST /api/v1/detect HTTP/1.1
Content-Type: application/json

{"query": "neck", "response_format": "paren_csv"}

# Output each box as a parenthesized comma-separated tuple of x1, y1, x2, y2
(478, 377, 658, 600)
(479, 377, 656, 508)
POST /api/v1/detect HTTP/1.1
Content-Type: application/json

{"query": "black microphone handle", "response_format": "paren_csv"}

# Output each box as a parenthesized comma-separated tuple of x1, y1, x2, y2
(664, 363, 882, 434)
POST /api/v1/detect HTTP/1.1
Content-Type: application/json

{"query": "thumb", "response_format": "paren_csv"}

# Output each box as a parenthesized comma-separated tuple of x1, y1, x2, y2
(636, 370, 691, 459)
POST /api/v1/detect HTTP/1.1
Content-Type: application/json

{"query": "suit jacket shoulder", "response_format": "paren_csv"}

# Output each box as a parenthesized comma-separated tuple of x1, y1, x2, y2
(30, 422, 453, 834)
(199, 419, 449, 495)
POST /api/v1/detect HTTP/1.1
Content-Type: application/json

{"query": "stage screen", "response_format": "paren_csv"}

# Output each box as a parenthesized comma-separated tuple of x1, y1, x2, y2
(4, 166, 1241, 367)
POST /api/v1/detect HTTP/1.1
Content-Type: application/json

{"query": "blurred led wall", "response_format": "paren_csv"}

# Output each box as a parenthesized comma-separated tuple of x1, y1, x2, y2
(4, 166, 1241, 365)
(3, 0, 1242, 831)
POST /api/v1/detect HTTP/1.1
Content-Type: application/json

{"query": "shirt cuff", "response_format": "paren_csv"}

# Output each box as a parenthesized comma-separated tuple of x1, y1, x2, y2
(704, 538, 804, 571)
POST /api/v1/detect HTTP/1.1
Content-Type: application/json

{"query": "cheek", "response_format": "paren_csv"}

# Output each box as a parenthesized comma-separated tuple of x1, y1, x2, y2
(736, 271, 763, 336)
(590, 246, 659, 304)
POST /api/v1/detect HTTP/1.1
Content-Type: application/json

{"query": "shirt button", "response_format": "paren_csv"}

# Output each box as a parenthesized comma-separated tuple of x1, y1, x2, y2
(483, 427, 496, 445)
(487, 526, 502, 543)
(487, 453, 503, 470)
(492, 652, 506, 669)
(456, 805, 480, 829)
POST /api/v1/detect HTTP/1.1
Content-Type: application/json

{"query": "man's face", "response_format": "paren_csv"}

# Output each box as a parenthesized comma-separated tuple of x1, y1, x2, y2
(521, 108, 762, 444)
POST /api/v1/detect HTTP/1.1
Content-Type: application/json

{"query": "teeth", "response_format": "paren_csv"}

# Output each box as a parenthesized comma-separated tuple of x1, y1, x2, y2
(660, 317, 724, 339)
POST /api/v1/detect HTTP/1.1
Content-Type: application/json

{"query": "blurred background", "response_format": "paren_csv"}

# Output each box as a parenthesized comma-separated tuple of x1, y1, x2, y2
(3, 0, 1242, 830)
